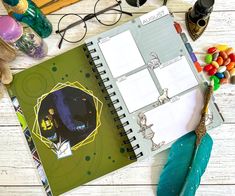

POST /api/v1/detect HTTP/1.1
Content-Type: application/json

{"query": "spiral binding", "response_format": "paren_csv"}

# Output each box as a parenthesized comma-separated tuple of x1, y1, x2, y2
(85, 41, 143, 160)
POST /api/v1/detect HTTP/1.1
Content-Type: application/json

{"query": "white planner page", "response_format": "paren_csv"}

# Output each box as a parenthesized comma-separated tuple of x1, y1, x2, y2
(98, 30, 145, 78)
(154, 56, 198, 97)
(117, 69, 160, 113)
(145, 88, 203, 145)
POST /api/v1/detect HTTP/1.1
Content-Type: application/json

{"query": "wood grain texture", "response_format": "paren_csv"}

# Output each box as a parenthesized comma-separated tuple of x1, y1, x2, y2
(0, 185, 235, 196)
(0, 0, 235, 195)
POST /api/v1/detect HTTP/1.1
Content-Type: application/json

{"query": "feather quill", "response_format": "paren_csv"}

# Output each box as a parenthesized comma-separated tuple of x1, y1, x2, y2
(157, 81, 214, 196)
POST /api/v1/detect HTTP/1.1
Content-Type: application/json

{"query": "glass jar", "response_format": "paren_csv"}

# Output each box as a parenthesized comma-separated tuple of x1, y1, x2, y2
(3, 0, 53, 38)
(15, 23, 48, 59)
(0, 15, 47, 59)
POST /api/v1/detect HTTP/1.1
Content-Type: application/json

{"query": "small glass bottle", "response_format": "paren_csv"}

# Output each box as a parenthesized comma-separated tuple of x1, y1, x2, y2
(3, 0, 52, 38)
(0, 16, 48, 59)
(16, 23, 48, 59)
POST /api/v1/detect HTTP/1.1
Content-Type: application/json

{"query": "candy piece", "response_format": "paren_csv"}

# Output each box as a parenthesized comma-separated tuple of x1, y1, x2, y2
(212, 52, 219, 61)
(207, 47, 217, 54)
(224, 57, 231, 66)
(219, 51, 228, 60)
(210, 75, 220, 84)
(230, 68, 235, 77)
(218, 66, 226, 73)
(226, 62, 235, 71)
(208, 67, 217, 76)
(214, 82, 220, 91)
(229, 53, 235, 62)
(226, 47, 234, 55)
(205, 54, 213, 64)
(215, 72, 225, 79)
(203, 64, 213, 72)
(224, 70, 230, 79)
(212, 61, 219, 68)
(216, 44, 228, 51)
(220, 78, 229, 84)
(190, 52, 197, 62)
(216, 56, 224, 66)
(231, 76, 235, 84)
(194, 61, 202, 72)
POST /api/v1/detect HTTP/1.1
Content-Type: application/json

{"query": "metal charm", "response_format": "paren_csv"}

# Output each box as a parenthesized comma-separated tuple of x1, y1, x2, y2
(185, 0, 214, 41)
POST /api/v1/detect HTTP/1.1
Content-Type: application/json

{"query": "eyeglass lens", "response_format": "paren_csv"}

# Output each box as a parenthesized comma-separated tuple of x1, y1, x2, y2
(57, 0, 132, 48)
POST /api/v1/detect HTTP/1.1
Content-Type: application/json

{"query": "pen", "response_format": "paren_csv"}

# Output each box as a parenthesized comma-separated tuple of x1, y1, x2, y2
(195, 80, 214, 145)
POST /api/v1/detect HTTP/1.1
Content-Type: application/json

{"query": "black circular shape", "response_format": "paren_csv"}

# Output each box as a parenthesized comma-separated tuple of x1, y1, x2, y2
(126, 0, 147, 7)
(198, 19, 206, 27)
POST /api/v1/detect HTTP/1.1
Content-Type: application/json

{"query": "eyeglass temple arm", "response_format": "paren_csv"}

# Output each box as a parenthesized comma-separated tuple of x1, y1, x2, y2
(55, 19, 85, 34)
(85, 2, 132, 20)
(111, 8, 133, 16)
(58, 31, 66, 49)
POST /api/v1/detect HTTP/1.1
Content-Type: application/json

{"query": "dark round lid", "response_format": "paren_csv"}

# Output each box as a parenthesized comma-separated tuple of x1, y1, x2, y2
(3, 0, 19, 6)
(126, 0, 147, 7)
(199, 0, 215, 9)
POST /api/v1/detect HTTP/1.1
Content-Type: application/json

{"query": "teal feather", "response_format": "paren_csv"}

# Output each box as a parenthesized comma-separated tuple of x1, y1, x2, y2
(157, 131, 213, 196)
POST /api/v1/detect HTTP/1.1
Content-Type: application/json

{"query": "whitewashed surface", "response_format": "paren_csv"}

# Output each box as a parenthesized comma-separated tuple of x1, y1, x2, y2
(0, 0, 235, 195)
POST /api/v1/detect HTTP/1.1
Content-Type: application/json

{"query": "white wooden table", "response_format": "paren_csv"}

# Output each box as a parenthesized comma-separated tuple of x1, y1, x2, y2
(0, 0, 235, 195)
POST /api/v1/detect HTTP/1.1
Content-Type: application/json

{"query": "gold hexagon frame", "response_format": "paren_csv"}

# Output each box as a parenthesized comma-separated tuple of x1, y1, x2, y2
(32, 81, 103, 153)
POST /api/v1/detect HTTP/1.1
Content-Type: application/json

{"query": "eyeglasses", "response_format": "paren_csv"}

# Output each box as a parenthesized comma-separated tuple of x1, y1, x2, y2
(55, 0, 133, 49)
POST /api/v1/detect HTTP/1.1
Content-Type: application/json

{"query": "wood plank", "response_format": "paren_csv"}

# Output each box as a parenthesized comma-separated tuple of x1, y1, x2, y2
(1, 0, 235, 195)
(0, 185, 235, 196)
(0, 124, 235, 186)
(1, 0, 235, 14)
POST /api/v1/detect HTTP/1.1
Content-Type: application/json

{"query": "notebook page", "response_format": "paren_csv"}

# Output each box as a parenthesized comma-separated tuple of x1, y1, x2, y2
(154, 56, 198, 97)
(116, 69, 160, 113)
(98, 30, 145, 78)
(145, 88, 203, 145)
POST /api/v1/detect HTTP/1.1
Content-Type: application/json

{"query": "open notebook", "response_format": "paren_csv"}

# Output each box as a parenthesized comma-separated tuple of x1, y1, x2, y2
(7, 6, 223, 196)
(85, 6, 223, 159)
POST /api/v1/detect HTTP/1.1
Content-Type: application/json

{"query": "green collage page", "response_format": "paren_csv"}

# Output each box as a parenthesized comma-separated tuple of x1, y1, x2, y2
(7, 45, 135, 196)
